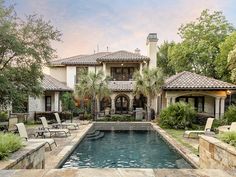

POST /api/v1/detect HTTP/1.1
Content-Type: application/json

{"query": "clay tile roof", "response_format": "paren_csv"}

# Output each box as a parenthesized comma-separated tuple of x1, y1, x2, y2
(163, 71, 236, 90)
(42, 74, 73, 91)
(97, 50, 149, 62)
(108, 81, 134, 91)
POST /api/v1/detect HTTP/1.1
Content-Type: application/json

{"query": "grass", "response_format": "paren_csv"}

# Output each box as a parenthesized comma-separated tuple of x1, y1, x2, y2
(164, 129, 199, 155)
(0, 133, 23, 160)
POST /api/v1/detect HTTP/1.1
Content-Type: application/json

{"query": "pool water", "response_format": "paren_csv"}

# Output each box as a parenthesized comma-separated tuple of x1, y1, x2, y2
(61, 130, 192, 168)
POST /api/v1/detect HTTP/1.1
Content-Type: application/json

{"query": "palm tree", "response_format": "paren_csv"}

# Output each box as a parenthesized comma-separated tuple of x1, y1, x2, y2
(75, 70, 110, 120)
(133, 68, 164, 121)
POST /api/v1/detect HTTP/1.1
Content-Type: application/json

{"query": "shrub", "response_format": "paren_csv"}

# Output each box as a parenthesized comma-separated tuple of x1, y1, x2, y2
(218, 132, 236, 147)
(223, 105, 236, 124)
(0, 111, 8, 122)
(98, 115, 135, 121)
(159, 102, 197, 129)
(34, 111, 72, 123)
(0, 133, 23, 160)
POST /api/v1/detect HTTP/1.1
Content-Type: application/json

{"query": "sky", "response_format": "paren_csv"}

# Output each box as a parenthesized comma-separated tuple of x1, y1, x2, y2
(5, 0, 236, 59)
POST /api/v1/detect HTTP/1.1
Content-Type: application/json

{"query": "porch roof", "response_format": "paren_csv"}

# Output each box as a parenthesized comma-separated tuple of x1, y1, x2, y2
(163, 71, 236, 90)
(108, 81, 134, 91)
(42, 74, 73, 91)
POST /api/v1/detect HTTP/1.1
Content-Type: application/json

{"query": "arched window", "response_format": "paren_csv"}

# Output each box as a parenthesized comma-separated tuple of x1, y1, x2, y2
(115, 94, 129, 114)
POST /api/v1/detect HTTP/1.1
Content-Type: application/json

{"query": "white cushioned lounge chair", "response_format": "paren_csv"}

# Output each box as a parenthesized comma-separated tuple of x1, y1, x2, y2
(229, 122, 236, 132)
(16, 123, 57, 151)
(40, 117, 71, 137)
(54, 113, 79, 129)
(183, 118, 214, 138)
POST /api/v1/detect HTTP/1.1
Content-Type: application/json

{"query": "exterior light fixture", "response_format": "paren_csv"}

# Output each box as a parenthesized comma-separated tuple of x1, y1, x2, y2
(121, 63, 124, 66)
(227, 90, 232, 95)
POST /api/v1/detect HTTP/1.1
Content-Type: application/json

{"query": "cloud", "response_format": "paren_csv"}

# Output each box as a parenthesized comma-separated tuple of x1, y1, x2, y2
(11, 0, 235, 58)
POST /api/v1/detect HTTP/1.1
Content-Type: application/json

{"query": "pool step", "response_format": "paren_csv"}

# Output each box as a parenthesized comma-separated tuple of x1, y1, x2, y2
(86, 131, 104, 140)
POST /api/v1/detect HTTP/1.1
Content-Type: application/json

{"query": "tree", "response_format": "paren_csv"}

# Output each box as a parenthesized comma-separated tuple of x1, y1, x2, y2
(169, 9, 235, 78)
(156, 41, 176, 76)
(228, 45, 236, 82)
(75, 71, 110, 120)
(0, 1, 61, 109)
(61, 92, 76, 112)
(215, 32, 236, 82)
(133, 68, 164, 121)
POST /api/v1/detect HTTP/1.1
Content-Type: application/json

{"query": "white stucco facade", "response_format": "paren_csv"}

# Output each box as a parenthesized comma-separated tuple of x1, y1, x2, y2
(66, 66, 76, 89)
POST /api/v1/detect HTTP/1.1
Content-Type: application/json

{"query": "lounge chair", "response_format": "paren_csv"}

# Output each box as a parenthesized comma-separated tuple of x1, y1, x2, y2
(54, 113, 79, 129)
(40, 117, 71, 137)
(183, 118, 214, 138)
(229, 122, 236, 132)
(15, 123, 57, 151)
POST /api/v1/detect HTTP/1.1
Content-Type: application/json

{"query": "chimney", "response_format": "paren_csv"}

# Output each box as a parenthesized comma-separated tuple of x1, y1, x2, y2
(134, 48, 140, 55)
(146, 33, 158, 68)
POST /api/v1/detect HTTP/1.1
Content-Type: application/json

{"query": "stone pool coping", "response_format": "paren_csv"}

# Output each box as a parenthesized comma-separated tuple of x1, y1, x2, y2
(151, 123, 199, 168)
(0, 141, 45, 169)
(0, 168, 234, 177)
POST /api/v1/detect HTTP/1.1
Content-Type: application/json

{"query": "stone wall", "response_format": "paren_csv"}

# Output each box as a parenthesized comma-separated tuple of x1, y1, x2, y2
(199, 135, 236, 170)
(0, 141, 45, 169)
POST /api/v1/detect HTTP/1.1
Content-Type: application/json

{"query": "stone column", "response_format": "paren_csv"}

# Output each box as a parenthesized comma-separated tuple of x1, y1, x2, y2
(130, 98, 134, 111)
(111, 97, 115, 112)
(172, 97, 176, 104)
(166, 97, 171, 107)
(54, 92, 59, 111)
(97, 97, 100, 113)
(220, 97, 225, 118)
(103, 62, 106, 77)
(215, 97, 220, 119)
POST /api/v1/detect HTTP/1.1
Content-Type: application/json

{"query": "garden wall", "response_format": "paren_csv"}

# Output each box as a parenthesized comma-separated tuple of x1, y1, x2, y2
(199, 135, 236, 170)
(0, 141, 45, 169)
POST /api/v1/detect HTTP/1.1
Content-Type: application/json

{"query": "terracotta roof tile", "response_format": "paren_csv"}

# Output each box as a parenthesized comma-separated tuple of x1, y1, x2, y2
(164, 71, 236, 90)
(42, 74, 73, 91)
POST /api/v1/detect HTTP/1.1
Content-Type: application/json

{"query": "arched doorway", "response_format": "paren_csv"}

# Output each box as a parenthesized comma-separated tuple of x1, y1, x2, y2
(115, 94, 129, 114)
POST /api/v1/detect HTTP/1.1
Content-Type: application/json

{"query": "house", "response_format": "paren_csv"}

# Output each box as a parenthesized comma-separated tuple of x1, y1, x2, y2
(42, 33, 158, 116)
(161, 71, 236, 118)
(27, 33, 236, 119)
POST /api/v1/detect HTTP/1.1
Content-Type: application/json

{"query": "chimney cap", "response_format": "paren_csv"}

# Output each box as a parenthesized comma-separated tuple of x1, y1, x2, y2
(134, 48, 141, 54)
(146, 33, 158, 45)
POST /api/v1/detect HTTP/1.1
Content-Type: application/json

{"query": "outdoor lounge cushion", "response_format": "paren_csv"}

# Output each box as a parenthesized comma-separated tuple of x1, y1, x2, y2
(15, 123, 57, 151)
(40, 117, 71, 137)
(54, 113, 79, 129)
(229, 122, 236, 132)
(183, 118, 214, 138)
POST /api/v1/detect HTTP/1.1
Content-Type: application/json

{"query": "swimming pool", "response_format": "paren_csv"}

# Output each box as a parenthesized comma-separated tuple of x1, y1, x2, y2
(61, 130, 192, 168)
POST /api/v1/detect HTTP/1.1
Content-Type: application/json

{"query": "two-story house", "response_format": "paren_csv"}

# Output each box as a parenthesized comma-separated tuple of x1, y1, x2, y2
(28, 33, 159, 118)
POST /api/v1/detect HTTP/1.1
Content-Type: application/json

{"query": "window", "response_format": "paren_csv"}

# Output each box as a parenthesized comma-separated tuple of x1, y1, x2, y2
(176, 96, 204, 112)
(45, 96, 52, 111)
(111, 67, 135, 81)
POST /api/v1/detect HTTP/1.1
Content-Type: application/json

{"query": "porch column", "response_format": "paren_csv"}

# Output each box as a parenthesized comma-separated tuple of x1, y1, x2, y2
(103, 62, 106, 77)
(54, 92, 59, 111)
(139, 63, 143, 75)
(220, 97, 225, 118)
(215, 97, 220, 119)
(111, 97, 115, 112)
(166, 97, 171, 107)
(130, 98, 134, 111)
(172, 97, 176, 104)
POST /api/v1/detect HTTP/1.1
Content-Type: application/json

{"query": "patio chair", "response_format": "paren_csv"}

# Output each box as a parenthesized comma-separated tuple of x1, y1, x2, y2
(54, 113, 79, 129)
(183, 118, 214, 138)
(40, 117, 71, 137)
(15, 123, 57, 151)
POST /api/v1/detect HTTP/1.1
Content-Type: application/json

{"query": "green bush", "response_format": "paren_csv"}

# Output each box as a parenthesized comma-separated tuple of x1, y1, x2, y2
(98, 115, 135, 121)
(218, 132, 236, 147)
(34, 111, 72, 123)
(159, 102, 197, 129)
(0, 111, 8, 122)
(223, 105, 236, 124)
(0, 133, 23, 160)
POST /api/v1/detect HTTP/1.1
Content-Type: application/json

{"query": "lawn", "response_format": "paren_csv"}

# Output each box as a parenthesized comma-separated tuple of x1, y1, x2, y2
(164, 129, 199, 155)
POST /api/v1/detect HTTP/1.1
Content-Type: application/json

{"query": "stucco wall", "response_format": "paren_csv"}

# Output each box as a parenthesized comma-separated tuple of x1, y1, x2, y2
(50, 67, 67, 84)
(66, 66, 76, 89)
(204, 96, 215, 116)
(28, 96, 45, 119)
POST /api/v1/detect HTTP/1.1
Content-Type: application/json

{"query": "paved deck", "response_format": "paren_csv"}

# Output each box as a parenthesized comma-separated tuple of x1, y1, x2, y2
(0, 168, 234, 177)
